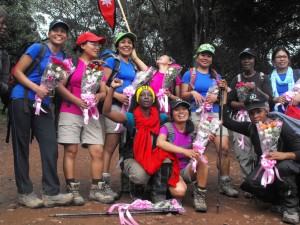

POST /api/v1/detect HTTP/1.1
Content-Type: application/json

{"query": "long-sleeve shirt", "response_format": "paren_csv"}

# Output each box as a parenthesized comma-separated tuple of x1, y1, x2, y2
(222, 105, 300, 161)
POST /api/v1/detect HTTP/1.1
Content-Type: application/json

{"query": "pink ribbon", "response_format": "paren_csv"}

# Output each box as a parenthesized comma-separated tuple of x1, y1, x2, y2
(34, 95, 47, 115)
(80, 93, 99, 125)
(157, 88, 168, 113)
(253, 153, 283, 188)
(108, 200, 153, 225)
(191, 141, 208, 172)
(236, 110, 248, 149)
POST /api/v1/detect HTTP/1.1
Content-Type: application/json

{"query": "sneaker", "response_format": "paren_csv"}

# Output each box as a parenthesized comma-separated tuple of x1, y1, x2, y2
(42, 193, 73, 208)
(244, 191, 255, 199)
(66, 182, 85, 206)
(282, 209, 299, 224)
(18, 192, 44, 208)
(219, 178, 239, 198)
(269, 204, 283, 213)
(104, 183, 119, 200)
(193, 188, 207, 212)
(89, 182, 114, 204)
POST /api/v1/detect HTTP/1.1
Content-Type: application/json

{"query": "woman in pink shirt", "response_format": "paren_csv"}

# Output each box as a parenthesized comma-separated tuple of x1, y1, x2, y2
(56, 32, 114, 205)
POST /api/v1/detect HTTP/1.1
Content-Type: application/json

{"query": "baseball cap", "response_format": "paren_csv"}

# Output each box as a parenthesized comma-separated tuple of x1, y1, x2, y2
(239, 48, 256, 58)
(76, 32, 107, 46)
(170, 99, 191, 111)
(244, 90, 269, 112)
(195, 43, 215, 57)
(114, 32, 137, 46)
(49, 20, 69, 32)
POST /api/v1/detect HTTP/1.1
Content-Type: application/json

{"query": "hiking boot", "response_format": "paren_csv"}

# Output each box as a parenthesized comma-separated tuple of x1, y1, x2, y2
(129, 181, 145, 201)
(244, 191, 255, 199)
(104, 182, 119, 200)
(89, 182, 114, 204)
(193, 188, 207, 212)
(121, 172, 130, 193)
(66, 182, 84, 206)
(269, 204, 283, 213)
(282, 209, 299, 224)
(18, 192, 44, 209)
(151, 163, 171, 203)
(42, 193, 73, 208)
(219, 178, 239, 198)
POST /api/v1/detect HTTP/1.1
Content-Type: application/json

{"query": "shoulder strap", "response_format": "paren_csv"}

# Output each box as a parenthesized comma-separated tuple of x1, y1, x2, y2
(189, 67, 197, 90)
(259, 72, 265, 81)
(24, 43, 47, 76)
(237, 74, 241, 82)
(293, 69, 299, 82)
(164, 122, 175, 142)
(106, 56, 121, 86)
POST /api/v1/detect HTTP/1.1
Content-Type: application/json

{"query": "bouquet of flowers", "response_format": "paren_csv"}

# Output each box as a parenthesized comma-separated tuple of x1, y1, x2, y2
(108, 199, 185, 225)
(191, 115, 221, 172)
(235, 81, 249, 102)
(277, 79, 300, 111)
(253, 118, 283, 187)
(81, 62, 105, 125)
(157, 64, 183, 113)
(115, 67, 155, 131)
(34, 56, 74, 115)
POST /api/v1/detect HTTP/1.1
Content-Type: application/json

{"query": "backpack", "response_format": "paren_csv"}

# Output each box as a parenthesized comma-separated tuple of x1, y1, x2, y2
(189, 67, 219, 91)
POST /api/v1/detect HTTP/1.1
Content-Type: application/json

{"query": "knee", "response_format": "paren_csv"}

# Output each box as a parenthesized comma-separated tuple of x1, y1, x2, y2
(129, 172, 149, 185)
(170, 183, 187, 198)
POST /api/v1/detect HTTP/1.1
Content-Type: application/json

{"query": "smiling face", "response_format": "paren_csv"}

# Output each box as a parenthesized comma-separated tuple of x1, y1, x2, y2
(240, 54, 255, 72)
(48, 25, 68, 46)
(197, 52, 213, 69)
(171, 105, 190, 123)
(116, 37, 133, 57)
(81, 41, 101, 59)
(273, 50, 290, 71)
(138, 89, 154, 108)
(248, 108, 267, 124)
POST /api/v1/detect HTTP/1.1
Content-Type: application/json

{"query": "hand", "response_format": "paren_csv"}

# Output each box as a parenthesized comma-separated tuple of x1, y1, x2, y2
(75, 97, 88, 109)
(244, 82, 255, 91)
(94, 92, 106, 105)
(116, 93, 129, 105)
(266, 151, 288, 161)
(218, 79, 228, 91)
(92, 59, 106, 66)
(184, 149, 200, 159)
(274, 96, 288, 104)
(165, 89, 172, 98)
(111, 78, 123, 89)
(205, 94, 218, 104)
(208, 133, 216, 143)
(131, 49, 138, 61)
(191, 91, 204, 105)
(35, 85, 50, 99)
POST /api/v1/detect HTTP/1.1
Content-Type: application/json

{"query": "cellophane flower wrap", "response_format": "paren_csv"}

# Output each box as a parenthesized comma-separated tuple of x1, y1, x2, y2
(80, 62, 105, 125)
(34, 56, 75, 115)
(115, 67, 155, 131)
(278, 79, 300, 111)
(253, 118, 283, 187)
(191, 115, 221, 172)
(108, 199, 185, 225)
(157, 64, 182, 113)
(235, 81, 251, 149)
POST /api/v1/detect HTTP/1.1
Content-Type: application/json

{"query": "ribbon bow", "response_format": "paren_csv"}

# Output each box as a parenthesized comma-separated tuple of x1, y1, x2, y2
(80, 93, 99, 125)
(157, 88, 168, 113)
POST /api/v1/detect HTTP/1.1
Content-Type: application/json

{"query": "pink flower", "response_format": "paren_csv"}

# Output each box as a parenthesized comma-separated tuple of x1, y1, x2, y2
(236, 82, 244, 87)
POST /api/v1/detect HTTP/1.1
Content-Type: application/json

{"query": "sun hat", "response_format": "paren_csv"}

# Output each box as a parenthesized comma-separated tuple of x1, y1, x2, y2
(76, 32, 107, 46)
(244, 90, 269, 112)
(239, 48, 256, 58)
(49, 20, 69, 32)
(170, 99, 191, 111)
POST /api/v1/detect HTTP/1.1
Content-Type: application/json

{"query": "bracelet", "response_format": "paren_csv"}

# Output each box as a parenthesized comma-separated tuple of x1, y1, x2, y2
(110, 86, 116, 91)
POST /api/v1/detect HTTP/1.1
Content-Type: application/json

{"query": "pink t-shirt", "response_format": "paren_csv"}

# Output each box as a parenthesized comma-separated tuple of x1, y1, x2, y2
(60, 59, 87, 116)
(159, 123, 192, 170)
(149, 71, 181, 94)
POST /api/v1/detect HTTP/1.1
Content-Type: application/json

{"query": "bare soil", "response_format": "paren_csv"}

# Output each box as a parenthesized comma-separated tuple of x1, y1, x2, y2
(0, 111, 285, 225)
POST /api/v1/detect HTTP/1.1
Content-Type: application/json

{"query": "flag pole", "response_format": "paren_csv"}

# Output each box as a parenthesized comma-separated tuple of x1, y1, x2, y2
(116, 0, 131, 32)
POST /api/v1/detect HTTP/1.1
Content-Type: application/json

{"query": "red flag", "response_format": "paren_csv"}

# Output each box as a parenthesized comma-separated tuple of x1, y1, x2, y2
(98, 0, 116, 31)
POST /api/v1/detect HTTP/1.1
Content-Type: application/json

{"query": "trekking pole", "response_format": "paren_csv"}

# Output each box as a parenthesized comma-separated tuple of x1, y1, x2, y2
(49, 209, 181, 218)
(216, 86, 225, 213)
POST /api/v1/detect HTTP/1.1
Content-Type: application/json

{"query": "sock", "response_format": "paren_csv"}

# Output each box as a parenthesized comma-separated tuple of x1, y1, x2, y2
(197, 186, 207, 191)
(66, 179, 75, 185)
(220, 176, 229, 181)
(92, 179, 102, 185)
(102, 173, 110, 183)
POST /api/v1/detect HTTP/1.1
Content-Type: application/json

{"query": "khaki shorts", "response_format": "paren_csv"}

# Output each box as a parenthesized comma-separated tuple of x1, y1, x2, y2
(191, 112, 229, 136)
(180, 163, 195, 184)
(57, 112, 103, 145)
(105, 104, 123, 134)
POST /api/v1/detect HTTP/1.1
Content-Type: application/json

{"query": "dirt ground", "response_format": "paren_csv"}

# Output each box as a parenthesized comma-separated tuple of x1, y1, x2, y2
(0, 109, 286, 225)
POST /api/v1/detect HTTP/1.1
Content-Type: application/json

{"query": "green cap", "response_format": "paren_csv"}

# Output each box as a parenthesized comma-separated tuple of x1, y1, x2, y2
(115, 32, 137, 45)
(194, 43, 215, 58)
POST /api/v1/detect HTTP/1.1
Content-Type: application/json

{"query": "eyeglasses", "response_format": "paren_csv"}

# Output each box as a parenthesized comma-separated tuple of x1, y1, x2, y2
(87, 42, 101, 47)
(275, 55, 288, 59)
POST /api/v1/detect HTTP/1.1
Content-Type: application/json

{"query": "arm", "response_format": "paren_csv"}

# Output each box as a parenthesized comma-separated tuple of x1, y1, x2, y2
(131, 49, 148, 71)
(102, 78, 127, 123)
(181, 83, 204, 105)
(156, 132, 200, 159)
(14, 54, 50, 99)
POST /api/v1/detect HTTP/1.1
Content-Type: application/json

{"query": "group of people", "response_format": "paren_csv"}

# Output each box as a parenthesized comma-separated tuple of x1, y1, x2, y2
(1, 13, 300, 225)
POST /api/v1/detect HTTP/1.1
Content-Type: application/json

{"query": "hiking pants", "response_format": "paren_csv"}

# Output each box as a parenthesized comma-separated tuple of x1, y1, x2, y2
(241, 159, 300, 209)
(9, 98, 60, 195)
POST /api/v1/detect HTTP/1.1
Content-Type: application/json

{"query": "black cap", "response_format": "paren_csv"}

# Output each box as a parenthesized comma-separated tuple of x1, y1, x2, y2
(170, 99, 190, 110)
(49, 20, 69, 33)
(244, 90, 269, 112)
(239, 48, 256, 58)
